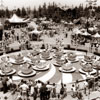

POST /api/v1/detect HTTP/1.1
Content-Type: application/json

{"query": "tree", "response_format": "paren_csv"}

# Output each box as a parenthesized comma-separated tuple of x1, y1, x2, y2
(84, 5, 90, 18)
(66, 8, 72, 21)
(21, 7, 27, 17)
(38, 5, 42, 17)
(33, 7, 38, 18)
(27, 7, 31, 16)
(42, 3, 47, 17)
(71, 8, 77, 19)
(16, 8, 21, 16)
(0, 10, 5, 17)
(5, 8, 10, 18)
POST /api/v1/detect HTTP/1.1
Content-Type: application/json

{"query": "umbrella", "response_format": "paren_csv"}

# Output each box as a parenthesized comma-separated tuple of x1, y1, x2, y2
(92, 33, 100, 38)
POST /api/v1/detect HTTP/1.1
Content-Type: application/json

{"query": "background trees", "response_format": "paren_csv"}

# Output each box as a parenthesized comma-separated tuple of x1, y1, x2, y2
(0, 2, 100, 23)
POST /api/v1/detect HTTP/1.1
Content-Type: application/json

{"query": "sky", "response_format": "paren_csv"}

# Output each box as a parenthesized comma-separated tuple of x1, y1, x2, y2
(2, 0, 100, 10)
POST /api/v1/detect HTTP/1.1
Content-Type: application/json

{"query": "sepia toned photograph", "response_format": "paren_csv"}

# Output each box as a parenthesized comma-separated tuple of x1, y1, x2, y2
(0, 0, 100, 100)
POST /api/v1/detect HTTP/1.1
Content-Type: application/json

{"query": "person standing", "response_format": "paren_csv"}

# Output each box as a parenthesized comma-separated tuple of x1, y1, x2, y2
(19, 81, 29, 100)
(51, 83, 56, 98)
(7, 76, 13, 91)
(2, 76, 8, 93)
(63, 84, 67, 98)
(39, 83, 47, 100)
(77, 91, 83, 100)
(46, 81, 52, 99)
(33, 86, 38, 100)
(83, 81, 88, 96)
(71, 84, 77, 98)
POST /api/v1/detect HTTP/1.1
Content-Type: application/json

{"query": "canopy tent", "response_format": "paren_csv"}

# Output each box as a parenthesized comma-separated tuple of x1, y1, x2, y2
(29, 29, 42, 35)
(92, 33, 100, 38)
(73, 28, 91, 36)
(88, 26, 98, 35)
(29, 29, 42, 41)
(88, 27, 97, 32)
(28, 21, 38, 30)
(8, 14, 25, 23)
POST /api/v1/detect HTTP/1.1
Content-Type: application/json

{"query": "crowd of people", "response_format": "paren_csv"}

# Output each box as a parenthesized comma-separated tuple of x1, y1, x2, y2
(0, 75, 100, 100)
(0, 76, 67, 100)
(17, 80, 68, 100)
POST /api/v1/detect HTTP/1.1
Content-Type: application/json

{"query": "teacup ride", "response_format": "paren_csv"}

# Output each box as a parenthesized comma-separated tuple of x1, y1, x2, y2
(67, 52, 79, 63)
(28, 56, 38, 65)
(54, 57, 66, 67)
(18, 63, 36, 77)
(83, 53, 95, 63)
(0, 62, 16, 76)
(93, 60, 100, 70)
(1, 55, 9, 62)
(30, 50, 40, 56)
(54, 50, 64, 58)
(40, 51, 52, 60)
(59, 62, 76, 73)
(32, 60, 50, 71)
(12, 53, 26, 65)
(79, 62, 96, 75)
